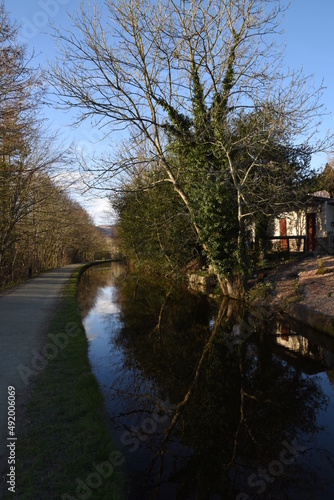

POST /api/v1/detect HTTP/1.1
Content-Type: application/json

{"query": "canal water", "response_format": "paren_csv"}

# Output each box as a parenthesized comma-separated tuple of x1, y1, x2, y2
(77, 262, 334, 499)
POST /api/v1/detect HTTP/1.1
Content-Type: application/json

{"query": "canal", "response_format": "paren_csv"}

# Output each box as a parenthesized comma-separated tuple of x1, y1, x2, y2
(77, 262, 334, 499)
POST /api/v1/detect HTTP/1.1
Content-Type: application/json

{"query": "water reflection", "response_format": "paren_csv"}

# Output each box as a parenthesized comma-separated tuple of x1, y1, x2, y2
(269, 320, 334, 373)
(78, 263, 334, 499)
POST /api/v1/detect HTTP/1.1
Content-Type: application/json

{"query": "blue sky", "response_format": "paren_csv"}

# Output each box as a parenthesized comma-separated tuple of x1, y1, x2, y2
(5, 0, 334, 221)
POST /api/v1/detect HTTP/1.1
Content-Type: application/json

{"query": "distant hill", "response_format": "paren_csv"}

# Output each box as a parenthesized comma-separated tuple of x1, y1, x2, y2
(96, 225, 118, 238)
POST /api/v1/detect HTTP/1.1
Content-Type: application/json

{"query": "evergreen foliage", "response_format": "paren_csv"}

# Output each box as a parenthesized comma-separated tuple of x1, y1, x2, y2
(47, 0, 332, 295)
(113, 172, 197, 274)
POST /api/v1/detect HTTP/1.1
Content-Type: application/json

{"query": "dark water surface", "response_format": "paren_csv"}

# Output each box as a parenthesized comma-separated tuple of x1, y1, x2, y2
(77, 262, 334, 499)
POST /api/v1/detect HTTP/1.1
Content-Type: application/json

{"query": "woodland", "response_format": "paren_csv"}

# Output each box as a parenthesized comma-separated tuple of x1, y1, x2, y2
(0, 3, 106, 286)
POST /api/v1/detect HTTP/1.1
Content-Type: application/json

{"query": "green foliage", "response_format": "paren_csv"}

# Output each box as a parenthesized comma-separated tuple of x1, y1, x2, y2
(293, 278, 305, 302)
(116, 81, 313, 291)
(45, 0, 329, 296)
(113, 174, 197, 274)
(316, 258, 325, 275)
(248, 281, 273, 302)
(110, 17, 314, 293)
(160, 60, 314, 289)
(320, 161, 334, 197)
(160, 63, 242, 280)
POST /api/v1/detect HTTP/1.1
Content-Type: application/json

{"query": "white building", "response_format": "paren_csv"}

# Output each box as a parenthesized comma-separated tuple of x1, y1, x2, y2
(270, 191, 334, 254)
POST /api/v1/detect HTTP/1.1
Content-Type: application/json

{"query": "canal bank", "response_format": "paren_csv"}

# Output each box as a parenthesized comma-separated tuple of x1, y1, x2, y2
(0, 264, 81, 496)
(1, 264, 125, 499)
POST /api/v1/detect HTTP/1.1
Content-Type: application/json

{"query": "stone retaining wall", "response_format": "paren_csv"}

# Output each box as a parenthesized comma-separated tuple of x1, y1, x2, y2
(288, 302, 334, 337)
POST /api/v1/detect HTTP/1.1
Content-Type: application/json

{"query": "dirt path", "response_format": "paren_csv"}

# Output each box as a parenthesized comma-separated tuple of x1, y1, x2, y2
(0, 264, 80, 483)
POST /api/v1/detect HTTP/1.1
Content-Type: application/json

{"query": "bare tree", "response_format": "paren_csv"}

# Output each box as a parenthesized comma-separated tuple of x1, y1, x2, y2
(0, 2, 78, 283)
(48, 0, 333, 296)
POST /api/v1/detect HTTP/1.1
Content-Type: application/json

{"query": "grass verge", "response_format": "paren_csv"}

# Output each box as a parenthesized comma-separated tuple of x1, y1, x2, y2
(9, 265, 126, 500)
(0, 280, 28, 294)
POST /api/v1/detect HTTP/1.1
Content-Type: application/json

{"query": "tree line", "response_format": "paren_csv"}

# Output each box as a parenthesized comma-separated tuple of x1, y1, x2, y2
(4, 0, 332, 295)
(0, 2, 106, 286)
(46, 0, 333, 297)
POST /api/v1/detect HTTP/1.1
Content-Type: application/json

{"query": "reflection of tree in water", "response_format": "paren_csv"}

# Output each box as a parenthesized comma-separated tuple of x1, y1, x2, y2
(177, 331, 329, 499)
(109, 272, 331, 499)
(113, 273, 214, 403)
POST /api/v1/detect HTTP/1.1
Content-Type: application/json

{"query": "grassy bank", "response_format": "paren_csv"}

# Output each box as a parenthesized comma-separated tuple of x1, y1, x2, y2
(11, 265, 125, 499)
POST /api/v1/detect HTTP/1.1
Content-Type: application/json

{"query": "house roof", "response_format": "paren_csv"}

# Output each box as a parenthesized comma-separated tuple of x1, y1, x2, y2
(308, 190, 334, 206)
(312, 190, 330, 198)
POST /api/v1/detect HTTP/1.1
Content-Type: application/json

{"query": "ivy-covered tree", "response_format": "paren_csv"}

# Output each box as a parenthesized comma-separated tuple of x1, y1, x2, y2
(160, 76, 314, 288)
(49, 0, 332, 296)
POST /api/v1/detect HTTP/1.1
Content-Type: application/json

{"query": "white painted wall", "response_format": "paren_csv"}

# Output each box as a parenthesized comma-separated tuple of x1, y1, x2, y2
(326, 203, 334, 233)
(273, 210, 306, 237)
(273, 204, 327, 238)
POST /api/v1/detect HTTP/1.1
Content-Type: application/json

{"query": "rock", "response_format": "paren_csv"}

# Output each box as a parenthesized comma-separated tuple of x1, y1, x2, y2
(187, 273, 217, 293)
